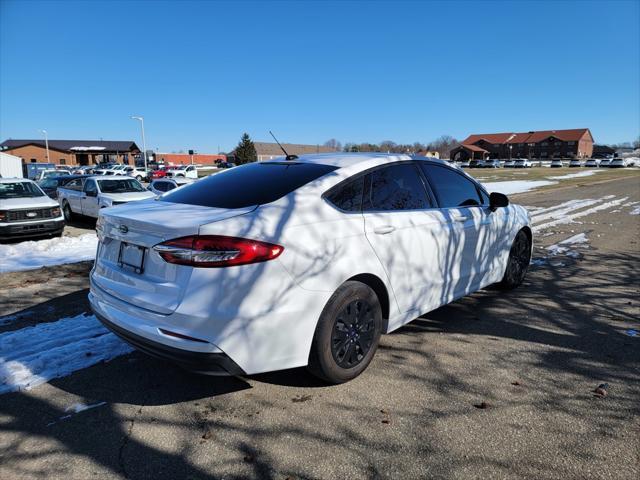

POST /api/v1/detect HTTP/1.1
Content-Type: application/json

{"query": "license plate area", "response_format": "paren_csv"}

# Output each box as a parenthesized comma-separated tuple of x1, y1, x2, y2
(118, 241, 146, 274)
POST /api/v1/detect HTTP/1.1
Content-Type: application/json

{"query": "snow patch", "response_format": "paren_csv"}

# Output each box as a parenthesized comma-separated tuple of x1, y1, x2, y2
(532, 197, 628, 232)
(482, 180, 556, 195)
(0, 313, 132, 395)
(0, 233, 97, 273)
(546, 170, 600, 180)
(630, 206, 640, 215)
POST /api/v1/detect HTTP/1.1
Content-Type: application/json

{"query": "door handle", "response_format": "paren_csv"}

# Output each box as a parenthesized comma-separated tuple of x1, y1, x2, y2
(373, 225, 395, 235)
(451, 213, 470, 222)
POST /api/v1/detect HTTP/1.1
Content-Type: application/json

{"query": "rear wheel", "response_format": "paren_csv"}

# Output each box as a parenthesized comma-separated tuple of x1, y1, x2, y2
(62, 202, 73, 221)
(497, 230, 531, 290)
(308, 281, 382, 383)
(136, 175, 142, 182)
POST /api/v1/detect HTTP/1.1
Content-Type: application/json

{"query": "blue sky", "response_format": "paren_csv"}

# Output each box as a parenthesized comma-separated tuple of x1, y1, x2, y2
(1, 0, 638, 153)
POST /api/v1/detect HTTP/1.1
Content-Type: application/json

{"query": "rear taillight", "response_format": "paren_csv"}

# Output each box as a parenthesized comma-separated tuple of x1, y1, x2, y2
(153, 235, 284, 268)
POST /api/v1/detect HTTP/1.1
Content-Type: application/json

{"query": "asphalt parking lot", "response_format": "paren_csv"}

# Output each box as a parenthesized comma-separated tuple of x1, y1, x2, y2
(1, 170, 639, 479)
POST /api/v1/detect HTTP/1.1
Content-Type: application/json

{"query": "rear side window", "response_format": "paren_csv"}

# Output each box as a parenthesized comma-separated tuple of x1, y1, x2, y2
(325, 176, 364, 212)
(363, 163, 430, 211)
(153, 181, 169, 192)
(420, 164, 482, 208)
(160, 162, 337, 209)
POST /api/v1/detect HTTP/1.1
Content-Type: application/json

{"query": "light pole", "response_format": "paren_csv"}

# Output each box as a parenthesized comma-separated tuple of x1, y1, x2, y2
(39, 129, 50, 164)
(131, 116, 147, 172)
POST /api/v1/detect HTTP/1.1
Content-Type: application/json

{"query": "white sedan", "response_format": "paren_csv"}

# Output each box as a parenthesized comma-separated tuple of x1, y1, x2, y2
(90, 154, 532, 383)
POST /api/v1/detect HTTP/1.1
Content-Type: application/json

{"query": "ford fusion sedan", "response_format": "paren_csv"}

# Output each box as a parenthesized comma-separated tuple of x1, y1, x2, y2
(58, 175, 155, 220)
(0, 178, 64, 239)
(90, 154, 532, 383)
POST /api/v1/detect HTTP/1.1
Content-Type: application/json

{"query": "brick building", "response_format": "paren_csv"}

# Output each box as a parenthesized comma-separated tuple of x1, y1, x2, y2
(0, 139, 140, 167)
(450, 129, 594, 161)
(252, 142, 337, 161)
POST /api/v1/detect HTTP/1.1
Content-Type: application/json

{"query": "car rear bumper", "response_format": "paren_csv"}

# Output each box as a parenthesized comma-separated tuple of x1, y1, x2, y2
(0, 218, 64, 239)
(94, 310, 246, 375)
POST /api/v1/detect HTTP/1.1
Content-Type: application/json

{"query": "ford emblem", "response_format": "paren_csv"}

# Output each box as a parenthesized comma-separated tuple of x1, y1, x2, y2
(119, 225, 129, 234)
(26, 212, 37, 218)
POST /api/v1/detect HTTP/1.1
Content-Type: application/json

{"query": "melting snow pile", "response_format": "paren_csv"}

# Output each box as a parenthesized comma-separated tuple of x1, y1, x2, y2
(482, 180, 556, 195)
(630, 206, 640, 215)
(530, 196, 627, 232)
(546, 170, 600, 180)
(482, 170, 601, 195)
(0, 313, 132, 395)
(547, 233, 589, 258)
(0, 233, 98, 273)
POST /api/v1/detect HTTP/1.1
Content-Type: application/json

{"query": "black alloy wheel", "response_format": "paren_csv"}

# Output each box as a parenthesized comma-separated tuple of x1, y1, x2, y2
(498, 230, 531, 289)
(331, 299, 376, 369)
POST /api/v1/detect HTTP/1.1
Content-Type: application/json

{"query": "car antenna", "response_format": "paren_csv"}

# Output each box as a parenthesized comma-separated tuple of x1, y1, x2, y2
(269, 131, 298, 161)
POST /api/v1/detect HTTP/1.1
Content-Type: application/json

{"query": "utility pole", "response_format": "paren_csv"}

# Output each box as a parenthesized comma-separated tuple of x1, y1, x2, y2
(39, 129, 50, 164)
(130, 116, 147, 173)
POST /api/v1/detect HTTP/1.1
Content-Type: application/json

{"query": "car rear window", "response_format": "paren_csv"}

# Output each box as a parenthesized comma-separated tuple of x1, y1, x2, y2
(160, 162, 338, 209)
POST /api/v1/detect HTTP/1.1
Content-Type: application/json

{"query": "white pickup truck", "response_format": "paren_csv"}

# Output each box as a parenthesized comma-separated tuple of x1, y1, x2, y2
(58, 175, 155, 220)
(0, 178, 65, 239)
(166, 164, 199, 179)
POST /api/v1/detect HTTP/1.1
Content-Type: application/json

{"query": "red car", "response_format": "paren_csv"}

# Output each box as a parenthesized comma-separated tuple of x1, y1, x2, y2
(151, 166, 170, 179)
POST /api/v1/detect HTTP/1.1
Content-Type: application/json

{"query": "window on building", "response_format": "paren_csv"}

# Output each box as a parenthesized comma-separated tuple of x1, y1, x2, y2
(567, 141, 575, 146)
(541, 142, 548, 146)
(59, 159, 66, 165)
(31, 158, 37, 163)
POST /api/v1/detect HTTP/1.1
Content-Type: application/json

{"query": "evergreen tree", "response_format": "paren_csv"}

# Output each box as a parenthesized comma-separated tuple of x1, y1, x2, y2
(234, 133, 257, 165)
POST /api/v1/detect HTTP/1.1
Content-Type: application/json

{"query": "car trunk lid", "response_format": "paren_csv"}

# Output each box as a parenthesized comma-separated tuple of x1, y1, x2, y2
(93, 201, 256, 314)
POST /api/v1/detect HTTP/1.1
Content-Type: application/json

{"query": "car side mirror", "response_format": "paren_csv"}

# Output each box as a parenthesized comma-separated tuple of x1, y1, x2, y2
(86, 190, 98, 197)
(489, 192, 509, 211)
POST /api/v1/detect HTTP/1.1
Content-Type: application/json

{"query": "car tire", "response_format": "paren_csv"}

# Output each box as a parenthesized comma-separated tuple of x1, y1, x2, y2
(496, 229, 531, 290)
(62, 202, 74, 221)
(136, 175, 142, 182)
(308, 281, 382, 384)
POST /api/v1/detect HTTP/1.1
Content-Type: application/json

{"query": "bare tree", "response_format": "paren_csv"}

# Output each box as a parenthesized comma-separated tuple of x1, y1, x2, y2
(323, 139, 343, 151)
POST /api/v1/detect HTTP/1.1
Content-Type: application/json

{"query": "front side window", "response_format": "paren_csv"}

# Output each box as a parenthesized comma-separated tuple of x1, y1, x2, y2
(421, 164, 481, 208)
(363, 163, 430, 211)
(84, 180, 98, 194)
(325, 176, 364, 212)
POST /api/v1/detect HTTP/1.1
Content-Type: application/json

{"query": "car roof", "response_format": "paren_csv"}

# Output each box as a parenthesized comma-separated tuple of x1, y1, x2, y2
(0, 177, 35, 184)
(41, 174, 87, 182)
(95, 175, 139, 180)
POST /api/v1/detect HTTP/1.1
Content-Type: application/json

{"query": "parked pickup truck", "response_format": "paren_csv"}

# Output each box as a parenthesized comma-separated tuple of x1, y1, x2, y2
(166, 164, 199, 179)
(0, 177, 64, 239)
(58, 175, 155, 220)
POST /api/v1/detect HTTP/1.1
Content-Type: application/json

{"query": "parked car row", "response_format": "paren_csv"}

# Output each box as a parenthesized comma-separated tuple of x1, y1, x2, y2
(457, 157, 637, 169)
(0, 173, 199, 240)
(460, 159, 533, 168)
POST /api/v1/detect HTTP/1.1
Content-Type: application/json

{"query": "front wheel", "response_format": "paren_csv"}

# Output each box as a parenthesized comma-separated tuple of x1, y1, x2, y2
(308, 281, 382, 383)
(496, 230, 531, 290)
(135, 175, 142, 182)
(62, 202, 74, 221)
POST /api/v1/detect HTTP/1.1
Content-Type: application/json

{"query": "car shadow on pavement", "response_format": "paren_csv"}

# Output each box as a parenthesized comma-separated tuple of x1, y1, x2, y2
(1, 250, 638, 479)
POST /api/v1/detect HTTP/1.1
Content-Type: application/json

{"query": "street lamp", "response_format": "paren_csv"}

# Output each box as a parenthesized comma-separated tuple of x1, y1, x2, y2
(39, 129, 50, 164)
(130, 116, 147, 172)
